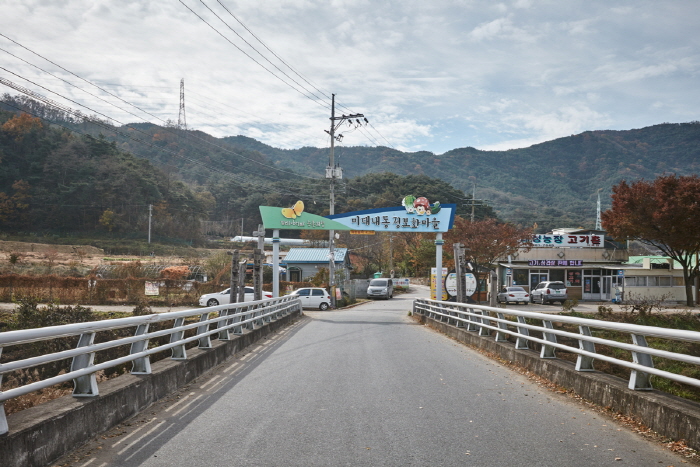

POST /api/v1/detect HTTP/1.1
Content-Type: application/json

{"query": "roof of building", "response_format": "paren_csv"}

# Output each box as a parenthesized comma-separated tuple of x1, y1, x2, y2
(284, 248, 348, 263)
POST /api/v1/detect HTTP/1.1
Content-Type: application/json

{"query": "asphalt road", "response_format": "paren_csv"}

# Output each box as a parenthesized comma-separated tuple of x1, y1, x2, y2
(58, 286, 688, 466)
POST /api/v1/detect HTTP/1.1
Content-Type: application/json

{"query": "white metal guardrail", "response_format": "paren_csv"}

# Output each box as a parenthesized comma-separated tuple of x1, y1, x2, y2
(413, 298, 700, 391)
(0, 296, 301, 435)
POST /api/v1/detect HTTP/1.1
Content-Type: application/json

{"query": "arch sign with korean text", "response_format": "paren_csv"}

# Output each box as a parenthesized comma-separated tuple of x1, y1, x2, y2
(259, 196, 457, 300)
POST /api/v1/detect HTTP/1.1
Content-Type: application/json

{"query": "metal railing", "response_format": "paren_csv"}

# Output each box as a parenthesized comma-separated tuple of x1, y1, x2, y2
(0, 296, 301, 435)
(413, 298, 700, 391)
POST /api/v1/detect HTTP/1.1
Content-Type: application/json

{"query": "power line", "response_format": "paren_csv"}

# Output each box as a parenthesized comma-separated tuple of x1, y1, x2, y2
(213, 0, 332, 102)
(0, 34, 325, 178)
(197, 0, 329, 105)
(178, 0, 330, 111)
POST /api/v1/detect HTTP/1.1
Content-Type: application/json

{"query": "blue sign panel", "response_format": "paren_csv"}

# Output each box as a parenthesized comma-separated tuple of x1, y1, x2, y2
(326, 204, 456, 233)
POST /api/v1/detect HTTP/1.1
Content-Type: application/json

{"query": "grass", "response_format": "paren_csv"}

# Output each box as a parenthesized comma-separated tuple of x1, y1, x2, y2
(554, 310, 700, 402)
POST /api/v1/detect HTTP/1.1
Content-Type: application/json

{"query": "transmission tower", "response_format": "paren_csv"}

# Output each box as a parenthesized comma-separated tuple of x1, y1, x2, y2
(178, 78, 187, 130)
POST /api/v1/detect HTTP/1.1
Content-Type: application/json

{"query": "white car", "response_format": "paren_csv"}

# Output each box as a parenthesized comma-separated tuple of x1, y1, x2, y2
(496, 286, 529, 305)
(199, 286, 273, 307)
(290, 287, 332, 310)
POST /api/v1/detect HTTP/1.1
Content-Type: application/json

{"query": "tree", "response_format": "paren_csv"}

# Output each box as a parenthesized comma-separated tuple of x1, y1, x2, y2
(1, 113, 42, 141)
(601, 174, 700, 306)
(444, 217, 533, 294)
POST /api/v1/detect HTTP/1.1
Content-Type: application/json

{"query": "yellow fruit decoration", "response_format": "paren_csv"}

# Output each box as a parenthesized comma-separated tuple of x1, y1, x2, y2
(281, 208, 297, 219)
(293, 200, 304, 216)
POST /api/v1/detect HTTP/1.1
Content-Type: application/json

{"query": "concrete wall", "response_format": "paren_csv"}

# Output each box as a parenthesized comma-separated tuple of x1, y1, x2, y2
(415, 312, 700, 451)
(0, 310, 301, 467)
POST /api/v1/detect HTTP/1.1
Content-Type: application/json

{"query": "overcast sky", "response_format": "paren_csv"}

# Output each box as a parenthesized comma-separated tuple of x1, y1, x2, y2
(1, 0, 698, 154)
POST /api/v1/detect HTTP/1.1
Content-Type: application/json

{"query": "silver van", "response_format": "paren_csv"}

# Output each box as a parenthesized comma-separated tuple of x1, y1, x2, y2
(367, 278, 393, 299)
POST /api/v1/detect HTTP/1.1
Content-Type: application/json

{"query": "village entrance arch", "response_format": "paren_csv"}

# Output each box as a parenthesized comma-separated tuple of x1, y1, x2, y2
(260, 196, 456, 301)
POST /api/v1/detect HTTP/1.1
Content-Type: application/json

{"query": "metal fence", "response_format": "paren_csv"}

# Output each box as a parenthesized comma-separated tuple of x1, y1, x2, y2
(413, 298, 700, 391)
(0, 296, 301, 435)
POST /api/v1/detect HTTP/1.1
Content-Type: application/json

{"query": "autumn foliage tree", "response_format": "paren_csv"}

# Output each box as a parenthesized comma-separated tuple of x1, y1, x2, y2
(444, 217, 533, 293)
(601, 174, 700, 306)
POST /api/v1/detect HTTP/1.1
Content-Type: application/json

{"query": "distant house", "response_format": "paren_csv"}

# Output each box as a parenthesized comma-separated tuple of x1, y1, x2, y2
(283, 248, 351, 282)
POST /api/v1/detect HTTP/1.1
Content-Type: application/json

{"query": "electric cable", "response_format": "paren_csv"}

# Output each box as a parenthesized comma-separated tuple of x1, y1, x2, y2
(197, 0, 328, 106)
(178, 0, 330, 111)
(0, 34, 326, 178)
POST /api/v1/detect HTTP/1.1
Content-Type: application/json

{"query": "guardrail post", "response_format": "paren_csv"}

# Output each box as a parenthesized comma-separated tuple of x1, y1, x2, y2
(467, 308, 478, 331)
(232, 309, 244, 334)
(130, 324, 151, 374)
(197, 312, 213, 349)
(515, 316, 529, 349)
(256, 304, 265, 326)
(246, 306, 256, 330)
(170, 317, 187, 360)
(540, 321, 557, 359)
(0, 347, 7, 435)
(575, 326, 596, 371)
(478, 311, 491, 337)
(629, 334, 654, 390)
(217, 309, 232, 340)
(71, 332, 99, 397)
(495, 312, 508, 342)
(455, 306, 465, 327)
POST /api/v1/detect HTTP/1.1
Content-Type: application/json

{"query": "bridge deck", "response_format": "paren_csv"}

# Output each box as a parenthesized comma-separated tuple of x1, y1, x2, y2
(58, 286, 685, 466)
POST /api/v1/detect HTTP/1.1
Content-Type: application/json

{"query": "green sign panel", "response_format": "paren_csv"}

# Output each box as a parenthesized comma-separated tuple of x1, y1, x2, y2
(259, 204, 351, 231)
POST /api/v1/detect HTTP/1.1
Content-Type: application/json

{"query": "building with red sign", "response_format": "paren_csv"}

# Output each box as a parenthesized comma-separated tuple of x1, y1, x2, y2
(496, 228, 688, 302)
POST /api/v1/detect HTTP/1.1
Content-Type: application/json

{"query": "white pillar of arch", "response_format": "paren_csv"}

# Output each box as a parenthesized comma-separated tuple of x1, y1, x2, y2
(435, 233, 444, 301)
(272, 229, 280, 297)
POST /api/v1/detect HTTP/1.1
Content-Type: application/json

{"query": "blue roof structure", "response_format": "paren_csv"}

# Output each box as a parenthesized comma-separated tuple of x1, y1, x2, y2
(284, 248, 348, 263)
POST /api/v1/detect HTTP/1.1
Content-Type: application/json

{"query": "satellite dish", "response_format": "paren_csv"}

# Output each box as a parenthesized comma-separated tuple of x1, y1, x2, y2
(335, 233, 340, 239)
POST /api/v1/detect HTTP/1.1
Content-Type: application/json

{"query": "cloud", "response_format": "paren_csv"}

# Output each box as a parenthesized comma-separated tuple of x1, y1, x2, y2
(0, 0, 698, 156)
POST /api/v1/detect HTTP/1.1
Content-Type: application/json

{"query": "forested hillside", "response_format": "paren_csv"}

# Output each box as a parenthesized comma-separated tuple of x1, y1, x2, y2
(235, 123, 700, 229)
(3, 94, 698, 237)
(0, 96, 488, 243)
(0, 110, 209, 243)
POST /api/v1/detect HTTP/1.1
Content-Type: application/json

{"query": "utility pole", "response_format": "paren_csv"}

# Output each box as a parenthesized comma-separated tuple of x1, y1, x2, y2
(453, 243, 466, 303)
(148, 204, 152, 244)
(465, 181, 488, 222)
(228, 250, 240, 304)
(325, 94, 367, 307)
(253, 224, 265, 300)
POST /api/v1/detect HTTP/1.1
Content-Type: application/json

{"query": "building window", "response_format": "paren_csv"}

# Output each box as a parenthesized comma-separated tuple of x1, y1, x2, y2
(512, 269, 528, 286)
(567, 270, 581, 286)
(550, 269, 565, 282)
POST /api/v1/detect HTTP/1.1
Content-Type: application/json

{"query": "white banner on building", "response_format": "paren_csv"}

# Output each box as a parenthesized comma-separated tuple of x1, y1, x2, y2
(531, 234, 603, 248)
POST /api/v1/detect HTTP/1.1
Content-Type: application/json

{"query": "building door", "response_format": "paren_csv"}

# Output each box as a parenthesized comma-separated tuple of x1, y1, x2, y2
(602, 276, 612, 301)
(530, 271, 547, 290)
(583, 269, 602, 300)
(289, 267, 302, 283)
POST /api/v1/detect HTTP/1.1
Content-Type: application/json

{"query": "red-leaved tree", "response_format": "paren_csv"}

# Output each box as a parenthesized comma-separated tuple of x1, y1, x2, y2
(444, 217, 533, 296)
(601, 174, 700, 306)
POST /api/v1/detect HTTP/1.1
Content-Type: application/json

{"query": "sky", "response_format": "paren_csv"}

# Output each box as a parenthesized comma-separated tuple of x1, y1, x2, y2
(0, 0, 699, 155)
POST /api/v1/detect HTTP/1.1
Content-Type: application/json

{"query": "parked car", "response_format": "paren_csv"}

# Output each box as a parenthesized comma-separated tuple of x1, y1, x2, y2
(199, 286, 273, 307)
(496, 286, 529, 305)
(530, 281, 568, 304)
(367, 278, 394, 299)
(290, 287, 332, 310)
